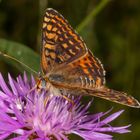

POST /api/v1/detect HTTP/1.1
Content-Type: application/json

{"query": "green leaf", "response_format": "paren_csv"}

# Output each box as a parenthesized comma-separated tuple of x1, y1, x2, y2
(0, 38, 40, 74)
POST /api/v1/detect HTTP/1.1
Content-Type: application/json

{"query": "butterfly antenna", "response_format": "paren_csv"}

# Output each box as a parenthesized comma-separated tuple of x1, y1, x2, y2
(21, 94, 34, 104)
(25, 86, 38, 104)
(19, 83, 38, 105)
(27, 84, 38, 94)
(0, 51, 38, 75)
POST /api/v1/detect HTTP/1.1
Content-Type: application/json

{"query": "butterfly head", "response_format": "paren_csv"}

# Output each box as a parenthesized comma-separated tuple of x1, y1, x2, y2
(36, 73, 50, 91)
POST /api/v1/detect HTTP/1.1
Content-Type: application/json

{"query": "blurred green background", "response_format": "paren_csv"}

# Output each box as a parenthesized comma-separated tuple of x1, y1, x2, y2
(0, 0, 140, 139)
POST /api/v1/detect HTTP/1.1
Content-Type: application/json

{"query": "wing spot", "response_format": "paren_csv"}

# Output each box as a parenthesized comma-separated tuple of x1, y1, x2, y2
(88, 75, 93, 80)
(57, 30, 61, 34)
(50, 52, 56, 59)
(45, 12, 49, 17)
(84, 77, 88, 87)
(80, 77, 84, 87)
(45, 48, 55, 59)
(43, 23, 47, 28)
(47, 25, 52, 31)
(69, 49, 76, 55)
(44, 17, 50, 22)
(57, 56, 64, 62)
(79, 63, 86, 68)
(45, 44, 55, 50)
(83, 69, 89, 74)
(52, 27, 58, 32)
(58, 23, 62, 28)
(49, 14, 55, 18)
(89, 79, 92, 87)
(59, 37, 63, 41)
(75, 46, 80, 50)
(48, 33, 56, 39)
(64, 33, 68, 39)
(55, 15, 61, 21)
(69, 40, 74, 45)
(88, 62, 93, 68)
(51, 19, 56, 23)
(95, 77, 101, 87)
(45, 32, 49, 37)
(45, 49, 49, 56)
(62, 43, 68, 48)
(64, 53, 71, 60)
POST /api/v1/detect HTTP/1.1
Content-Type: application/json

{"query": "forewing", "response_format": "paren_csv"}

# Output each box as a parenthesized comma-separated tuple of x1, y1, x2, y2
(41, 8, 87, 74)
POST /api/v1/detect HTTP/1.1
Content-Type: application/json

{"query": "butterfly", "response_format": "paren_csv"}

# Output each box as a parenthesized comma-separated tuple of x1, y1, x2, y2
(1, 8, 139, 108)
(35, 8, 140, 108)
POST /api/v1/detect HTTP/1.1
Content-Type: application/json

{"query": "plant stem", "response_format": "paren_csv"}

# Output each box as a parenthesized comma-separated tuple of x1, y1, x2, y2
(37, 0, 48, 52)
(76, 0, 111, 32)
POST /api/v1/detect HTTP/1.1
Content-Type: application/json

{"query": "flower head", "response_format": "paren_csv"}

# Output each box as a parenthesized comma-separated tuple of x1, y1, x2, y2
(0, 73, 130, 140)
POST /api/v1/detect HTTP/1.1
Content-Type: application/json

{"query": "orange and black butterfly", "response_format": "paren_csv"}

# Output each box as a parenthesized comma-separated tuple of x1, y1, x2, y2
(35, 9, 140, 108)
(36, 8, 140, 108)
(0, 8, 139, 108)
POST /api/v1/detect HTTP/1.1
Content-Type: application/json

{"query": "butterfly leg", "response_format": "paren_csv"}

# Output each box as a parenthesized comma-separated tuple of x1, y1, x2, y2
(44, 95, 49, 106)
(61, 95, 75, 111)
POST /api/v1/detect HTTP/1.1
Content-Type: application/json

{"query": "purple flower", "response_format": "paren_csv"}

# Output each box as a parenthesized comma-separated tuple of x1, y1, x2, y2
(0, 73, 130, 140)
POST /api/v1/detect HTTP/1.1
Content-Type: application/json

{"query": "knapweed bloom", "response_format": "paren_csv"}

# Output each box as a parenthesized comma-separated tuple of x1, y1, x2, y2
(0, 73, 130, 140)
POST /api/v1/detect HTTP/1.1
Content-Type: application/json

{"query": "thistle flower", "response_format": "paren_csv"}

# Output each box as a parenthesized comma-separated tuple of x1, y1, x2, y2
(0, 73, 130, 140)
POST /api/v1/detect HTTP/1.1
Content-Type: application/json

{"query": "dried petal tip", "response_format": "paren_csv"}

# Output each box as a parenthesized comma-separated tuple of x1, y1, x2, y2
(0, 73, 131, 140)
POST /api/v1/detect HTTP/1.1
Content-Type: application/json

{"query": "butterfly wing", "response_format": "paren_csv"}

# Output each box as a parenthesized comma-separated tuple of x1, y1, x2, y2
(86, 87, 140, 108)
(59, 87, 140, 108)
(41, 8, 87, 74)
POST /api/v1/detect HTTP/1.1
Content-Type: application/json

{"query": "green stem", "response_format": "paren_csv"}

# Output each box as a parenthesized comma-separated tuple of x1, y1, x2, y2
(76, 0, 111, 32)
(37, 0, 48, 51)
